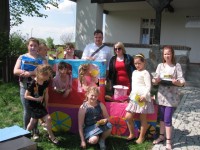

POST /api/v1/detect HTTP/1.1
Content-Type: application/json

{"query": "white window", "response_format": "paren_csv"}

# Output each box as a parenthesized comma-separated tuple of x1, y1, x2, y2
(140, 18, 155, 44)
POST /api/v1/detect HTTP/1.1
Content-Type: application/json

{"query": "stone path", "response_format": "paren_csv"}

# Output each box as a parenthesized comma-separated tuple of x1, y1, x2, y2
(152, 87, 200, 150)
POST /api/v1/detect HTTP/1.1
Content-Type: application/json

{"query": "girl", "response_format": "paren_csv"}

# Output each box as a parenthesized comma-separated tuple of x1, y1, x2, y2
(38, 43, 49, 60)
(125, 53, 154, 144)
(24, 64, 59, 145)
(78, 64, 99, 92)
(52, 61, 72, 97)
(64, 42, 79, 59)
(13, 37, 46, 139)
(152, 46, 185, 150)
(78, 86, 112, 150)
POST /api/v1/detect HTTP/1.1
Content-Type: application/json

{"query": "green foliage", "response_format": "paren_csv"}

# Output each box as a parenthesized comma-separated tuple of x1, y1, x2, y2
(10, 0, 59, 27)
(9, 31, 28, 56)
(0, 82, 153, 150)
(37, 38, 47, 44)
(46, 37, 55, 49)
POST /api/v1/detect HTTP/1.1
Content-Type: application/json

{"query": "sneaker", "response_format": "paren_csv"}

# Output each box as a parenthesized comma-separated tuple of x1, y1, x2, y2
(98, 139, 106, 150)
(33, 133, 39, 140)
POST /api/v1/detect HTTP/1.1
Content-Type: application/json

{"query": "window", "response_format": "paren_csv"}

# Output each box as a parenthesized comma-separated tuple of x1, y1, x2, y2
(140, 18, 155, 44)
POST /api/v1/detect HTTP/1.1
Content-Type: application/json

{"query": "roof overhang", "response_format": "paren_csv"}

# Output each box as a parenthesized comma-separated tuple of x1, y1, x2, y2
(91, 0, 145, 3)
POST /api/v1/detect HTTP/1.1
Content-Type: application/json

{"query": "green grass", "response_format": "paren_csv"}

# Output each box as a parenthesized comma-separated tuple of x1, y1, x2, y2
(0, 82, 153, 150)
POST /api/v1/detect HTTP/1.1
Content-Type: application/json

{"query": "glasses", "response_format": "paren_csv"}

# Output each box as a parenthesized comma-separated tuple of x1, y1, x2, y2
(114, 48, 122, 51)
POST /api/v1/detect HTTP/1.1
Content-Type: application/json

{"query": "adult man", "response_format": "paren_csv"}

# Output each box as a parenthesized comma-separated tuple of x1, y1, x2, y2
(81, 29, 112, 70)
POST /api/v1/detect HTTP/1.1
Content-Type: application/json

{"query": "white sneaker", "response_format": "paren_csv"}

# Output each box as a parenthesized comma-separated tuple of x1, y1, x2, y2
(33, 134, 39, 140)
(98, 139, 106, 150)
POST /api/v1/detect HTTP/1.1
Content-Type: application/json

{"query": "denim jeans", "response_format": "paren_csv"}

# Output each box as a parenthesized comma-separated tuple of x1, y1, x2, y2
(20, 86, 38, 130)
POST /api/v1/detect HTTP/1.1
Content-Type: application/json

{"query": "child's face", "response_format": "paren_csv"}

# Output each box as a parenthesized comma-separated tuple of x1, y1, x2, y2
(38, 74, 49, 81)
(163, 48, 172, 63)
(28, 41, 39, 54)
(59, 68, 68, 75)
(134, 58, 145, 71)
(87, 91, 98, 102)
(38, 46, 48, 57)
(65, 47, 74, 55)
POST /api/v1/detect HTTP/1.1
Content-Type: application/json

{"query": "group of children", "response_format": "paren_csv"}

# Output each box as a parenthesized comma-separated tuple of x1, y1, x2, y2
(14, 37, 185, 150)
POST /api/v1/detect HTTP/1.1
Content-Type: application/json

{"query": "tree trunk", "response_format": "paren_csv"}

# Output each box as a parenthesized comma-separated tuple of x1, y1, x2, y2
(0, 0, 10, 57)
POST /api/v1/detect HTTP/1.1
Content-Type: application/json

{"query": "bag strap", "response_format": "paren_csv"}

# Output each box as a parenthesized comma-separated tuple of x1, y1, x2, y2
(90, 44, 105, 57)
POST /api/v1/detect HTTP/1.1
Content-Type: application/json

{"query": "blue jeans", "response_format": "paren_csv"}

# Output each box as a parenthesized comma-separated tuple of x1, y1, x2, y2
(20, 86, 38, 130)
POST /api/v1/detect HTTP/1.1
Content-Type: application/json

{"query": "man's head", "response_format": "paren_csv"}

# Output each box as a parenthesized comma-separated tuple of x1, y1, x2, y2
(94, 29, 103, 46)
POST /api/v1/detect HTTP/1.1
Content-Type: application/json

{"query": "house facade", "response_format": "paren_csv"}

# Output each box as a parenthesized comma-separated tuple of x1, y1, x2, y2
(71, 0, 200, 63)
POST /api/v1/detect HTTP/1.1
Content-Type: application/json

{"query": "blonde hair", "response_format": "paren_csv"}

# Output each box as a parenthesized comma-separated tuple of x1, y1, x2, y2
(134, 53, 145, 62)
(36, 64, 53, 79)
(79, 64, 90, 86)
(113, 42, 126, 54)
(85, 86, 100, 100)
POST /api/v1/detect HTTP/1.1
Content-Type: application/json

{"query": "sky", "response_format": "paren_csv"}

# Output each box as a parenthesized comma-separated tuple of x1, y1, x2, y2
(10, 0, 76, 45)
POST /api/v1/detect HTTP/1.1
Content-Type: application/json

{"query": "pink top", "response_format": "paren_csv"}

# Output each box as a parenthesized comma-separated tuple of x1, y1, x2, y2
(52, 74, 72, 91)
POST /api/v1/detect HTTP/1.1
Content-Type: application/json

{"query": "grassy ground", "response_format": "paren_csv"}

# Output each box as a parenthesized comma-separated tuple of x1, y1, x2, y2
(0, 82, 153, 150)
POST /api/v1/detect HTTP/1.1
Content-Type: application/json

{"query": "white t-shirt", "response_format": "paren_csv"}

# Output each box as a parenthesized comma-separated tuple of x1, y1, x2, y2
(81, 43, 113, 69)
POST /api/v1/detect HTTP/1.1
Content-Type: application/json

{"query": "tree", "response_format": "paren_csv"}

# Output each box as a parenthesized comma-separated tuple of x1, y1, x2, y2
(60, 33, 74, 45)
(46, 37, 55, 49)
(0, 0, 59, 57)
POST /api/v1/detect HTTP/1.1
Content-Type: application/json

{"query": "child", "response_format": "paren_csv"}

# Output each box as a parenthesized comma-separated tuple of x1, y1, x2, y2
(64, 42, 79, 59)
(78, 64, 99, 92)
(78, 86, 112, 150)
(24, 64, 59, 145)
(52, 61, 72, 97)
(38, 43, 48, 60)
(152, 46, 185, 150)
(125, 53, 154, 144)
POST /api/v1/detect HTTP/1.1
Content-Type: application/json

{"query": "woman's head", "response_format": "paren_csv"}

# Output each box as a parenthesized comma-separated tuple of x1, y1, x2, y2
(113, 42, 126, 55)
(85, 86, 100, 101)
(162, 46, 176, 64)
(36, 64, 52, 81)
(134, 53, 145, 71)
(65, 43, 75, 56)
(27, 37, 40, 54)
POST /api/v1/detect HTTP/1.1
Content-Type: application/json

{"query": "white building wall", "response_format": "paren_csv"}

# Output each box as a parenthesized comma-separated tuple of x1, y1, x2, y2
(105, 8, 200, 63)
(75, 0, 103, 50)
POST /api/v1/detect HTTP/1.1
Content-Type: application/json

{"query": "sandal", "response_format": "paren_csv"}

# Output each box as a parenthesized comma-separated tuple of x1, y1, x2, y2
(153, 134, 165, 144)
(49, 137, 59, 145)
(166, 139, 172, 150)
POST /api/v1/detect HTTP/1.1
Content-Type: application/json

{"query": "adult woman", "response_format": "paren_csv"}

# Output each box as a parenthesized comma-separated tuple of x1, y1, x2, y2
(108, 42, 135, 95)
(13, 37, 46, 139)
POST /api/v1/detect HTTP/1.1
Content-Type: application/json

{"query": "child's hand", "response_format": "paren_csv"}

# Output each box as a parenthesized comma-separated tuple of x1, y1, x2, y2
(37, 96, 43, 102)
(63, 89, 71, 97)
(139, 96, 146, 102)
(80, 141, 86, 149)
(152, 77, 161, 85)
(96, 119, 107, 126)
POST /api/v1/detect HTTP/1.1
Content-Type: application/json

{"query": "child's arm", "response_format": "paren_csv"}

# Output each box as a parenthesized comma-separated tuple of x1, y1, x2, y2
(78, 105, 86, 148)
(141, 71, 151, 102)
(24, 90, 43, 102)
(99, 102, 109, 124)
(44, 88, 49, 105)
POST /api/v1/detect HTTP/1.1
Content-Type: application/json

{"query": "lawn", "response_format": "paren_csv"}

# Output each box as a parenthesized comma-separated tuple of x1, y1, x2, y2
(0, 82, 153, 150)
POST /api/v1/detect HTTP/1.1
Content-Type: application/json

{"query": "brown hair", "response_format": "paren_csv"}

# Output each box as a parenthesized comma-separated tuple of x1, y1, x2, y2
(65, 42, 75, 49)
(27, 37, 39, 46)
(36, 64, 53, 79)
(162, 46, 176, 65)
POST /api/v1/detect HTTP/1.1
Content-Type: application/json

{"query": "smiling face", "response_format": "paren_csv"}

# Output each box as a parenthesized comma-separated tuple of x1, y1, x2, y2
(87, 91, 98, 103)
(28, 41, 39, 54)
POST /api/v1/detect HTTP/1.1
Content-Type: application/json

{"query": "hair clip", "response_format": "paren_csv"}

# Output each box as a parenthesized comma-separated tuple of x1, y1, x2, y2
(135, 54, 145, 58)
